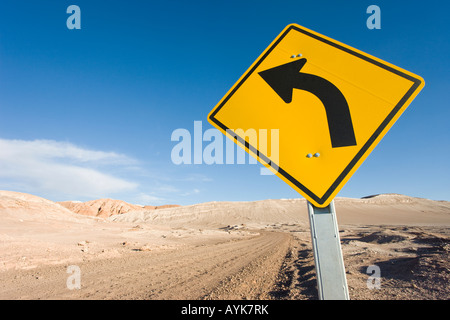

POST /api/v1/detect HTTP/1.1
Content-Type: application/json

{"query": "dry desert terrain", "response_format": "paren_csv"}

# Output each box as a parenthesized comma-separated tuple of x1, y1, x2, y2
(0, 190, 449, 300)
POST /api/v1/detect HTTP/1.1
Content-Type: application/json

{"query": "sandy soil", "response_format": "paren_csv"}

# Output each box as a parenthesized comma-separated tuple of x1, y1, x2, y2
(270, 225, 449, 300)
(0, 190, 449, 300)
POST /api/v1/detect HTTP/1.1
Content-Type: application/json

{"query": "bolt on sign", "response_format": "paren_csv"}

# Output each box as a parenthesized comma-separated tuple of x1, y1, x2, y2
(208, 24, 424, 208)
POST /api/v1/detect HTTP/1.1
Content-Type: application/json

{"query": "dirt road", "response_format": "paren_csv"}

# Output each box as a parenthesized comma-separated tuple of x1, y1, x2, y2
(0, 231, 291, 300)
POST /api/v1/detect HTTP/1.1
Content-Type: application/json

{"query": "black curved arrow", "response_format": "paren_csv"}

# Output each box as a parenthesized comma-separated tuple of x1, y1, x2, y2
(258, 58, 356, 148)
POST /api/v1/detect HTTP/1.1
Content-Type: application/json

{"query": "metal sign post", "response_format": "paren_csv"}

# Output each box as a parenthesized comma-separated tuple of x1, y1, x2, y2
(307, 200, 349, 300)
(207, 23, 424, 301)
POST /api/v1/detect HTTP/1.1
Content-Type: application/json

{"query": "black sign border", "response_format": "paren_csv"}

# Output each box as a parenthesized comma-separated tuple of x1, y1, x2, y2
(209, 25, 423, 206)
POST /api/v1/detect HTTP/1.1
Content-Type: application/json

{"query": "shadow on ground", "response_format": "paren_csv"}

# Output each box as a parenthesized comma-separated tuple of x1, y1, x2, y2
(269, 247, 318, 300)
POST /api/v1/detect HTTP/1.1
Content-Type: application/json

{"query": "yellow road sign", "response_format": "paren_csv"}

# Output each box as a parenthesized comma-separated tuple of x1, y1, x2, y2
(208, 24, 424, 208)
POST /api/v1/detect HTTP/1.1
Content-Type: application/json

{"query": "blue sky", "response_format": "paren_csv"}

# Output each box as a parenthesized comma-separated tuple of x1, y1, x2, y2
(0, 0, 448, 205)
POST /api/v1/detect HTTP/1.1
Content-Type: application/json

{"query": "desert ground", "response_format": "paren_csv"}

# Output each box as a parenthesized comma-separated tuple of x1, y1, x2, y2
(0, 190, 449, 300)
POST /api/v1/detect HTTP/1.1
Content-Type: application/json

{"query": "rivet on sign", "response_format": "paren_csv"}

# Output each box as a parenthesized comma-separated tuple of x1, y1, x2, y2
(297, 54, 302, 57)
(306, 153, 313, 158)
(290, 55, 296, 58)
(314, 153, 320, 157)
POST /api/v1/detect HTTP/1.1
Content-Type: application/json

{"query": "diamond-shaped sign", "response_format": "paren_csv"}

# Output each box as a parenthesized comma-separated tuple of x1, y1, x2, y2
(208, 24, 424, 207)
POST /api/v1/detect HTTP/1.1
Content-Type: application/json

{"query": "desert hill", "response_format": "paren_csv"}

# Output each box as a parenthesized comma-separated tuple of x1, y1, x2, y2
(109, 194, 450, 228)
(58, 199, 181, 218)
(0, 190, 90, 223)
(2, 190, 449, 229)
(58, 199, 144, 218)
